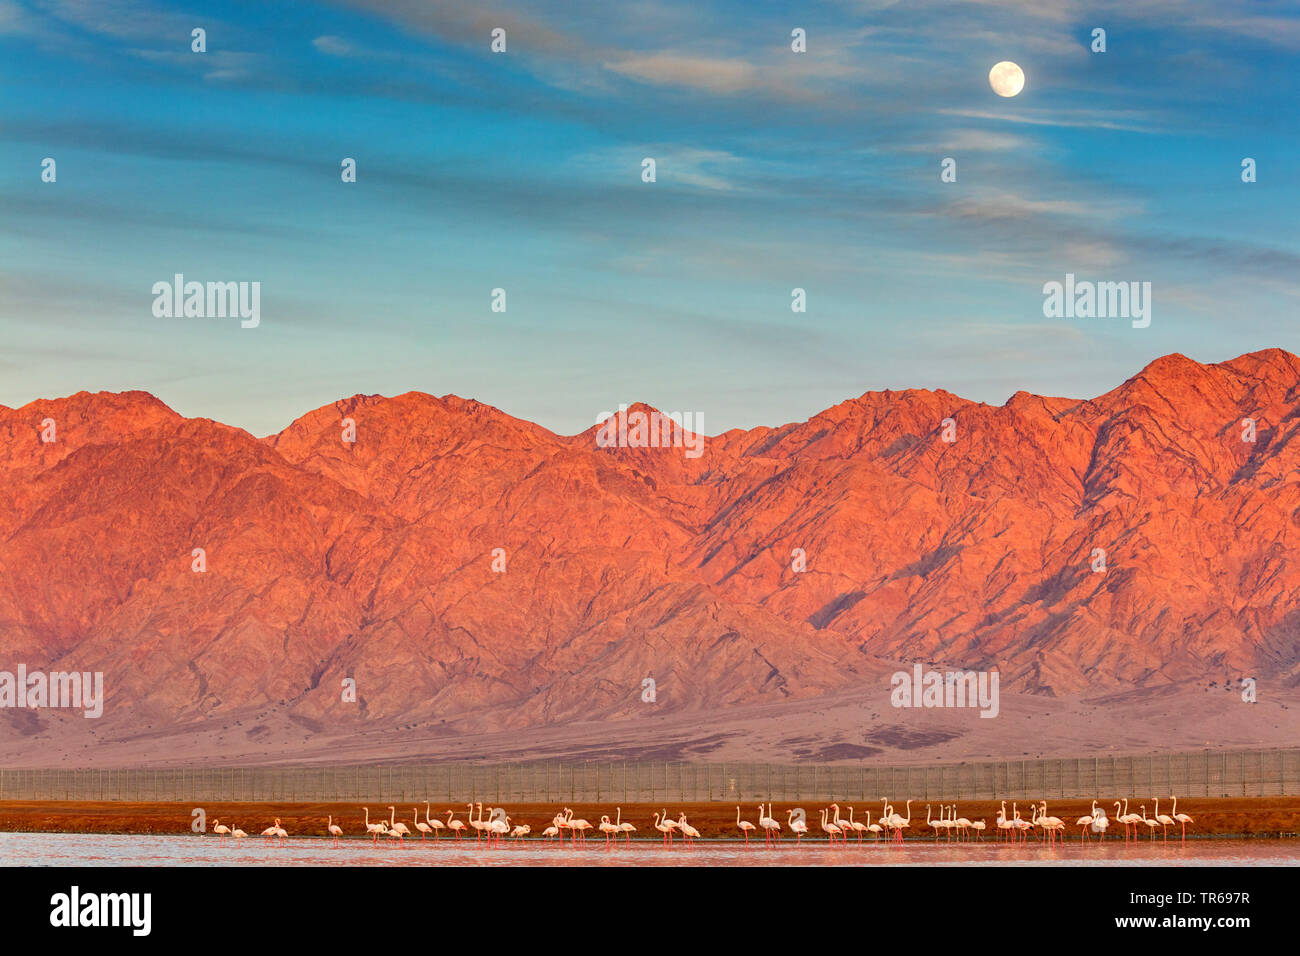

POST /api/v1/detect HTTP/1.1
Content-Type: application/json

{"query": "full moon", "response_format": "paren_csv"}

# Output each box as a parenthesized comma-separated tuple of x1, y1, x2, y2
(989, 61, 1025, 97)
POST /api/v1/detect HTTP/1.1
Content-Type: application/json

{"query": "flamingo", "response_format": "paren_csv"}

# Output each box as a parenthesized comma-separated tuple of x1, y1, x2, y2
(937, 804, 953, 841)
(230, 825, 247, 841)
(1039, 802, 1064, 846)
(1012, 803, 1033, 842)
(212, 819, 230, 840)
(273, 820, 288, 845)
(566, 808, 592, 845)
(831, 803, 852, 844)
(656, 808, 678, 847)
(677, 813, 700, 848)
(865, 810, 884, 841)
(424, 803, 445, 842)
(541, 816, 561, 844)
(926, 804, 943, 841)
(486, 808, 510, 848)
(787, 808, 809, 844)
(1171, 796, 1194, 842)
(445, 809, 467, 841)
(489, 806, 507, 846)
(327, 815, 343, 847)
(1128, 800, 1147, 841)
(996, 801, 1013, 842)
(413, 808, 433, 842)
(1090, 803, 1110, 840)
(735, 806, 757, 845)
(953, 806, 973, 842)
(387, 806, 410, 846)
(469, 803, 487, 844)
(599, 815, 621, 849)
(891, 800, 912, 842)
(878, 799, 894, 841)
(260, 818, 280, 843)
(758, 804, 781, 845)
(363, 808, 386, 844)
(510, 822, 531, 840)
(940, 804, 956, 841)
(1076, 802, 1096, 842)
(1030, 802, 1047, 843)
(653, 812, 674, 847)
(969, 818, 986, 841)
(819, 808, 842, 845)
(616, 807, 636, 845)
(846, 806, 868, 842)
(1153, 798, 1175, 843)
(1138, 804, 1159, 840)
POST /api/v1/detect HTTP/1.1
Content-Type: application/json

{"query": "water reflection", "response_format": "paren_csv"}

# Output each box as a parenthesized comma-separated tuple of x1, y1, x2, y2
(1, 833, 1295, 866)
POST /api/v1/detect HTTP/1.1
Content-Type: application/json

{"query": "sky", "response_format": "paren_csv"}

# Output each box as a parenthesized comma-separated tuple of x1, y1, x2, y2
(2, 0, 1298, 436)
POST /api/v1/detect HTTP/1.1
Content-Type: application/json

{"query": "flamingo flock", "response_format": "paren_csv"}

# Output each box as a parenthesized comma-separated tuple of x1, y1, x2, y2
(205, 795, 1194, 848)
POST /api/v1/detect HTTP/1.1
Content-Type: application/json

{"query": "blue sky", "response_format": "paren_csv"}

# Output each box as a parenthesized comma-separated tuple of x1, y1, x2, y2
(2, 0, 1298, 436)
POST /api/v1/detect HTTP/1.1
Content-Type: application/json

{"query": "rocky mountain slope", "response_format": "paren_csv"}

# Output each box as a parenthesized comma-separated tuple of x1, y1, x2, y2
(2, 350, 1298, 761)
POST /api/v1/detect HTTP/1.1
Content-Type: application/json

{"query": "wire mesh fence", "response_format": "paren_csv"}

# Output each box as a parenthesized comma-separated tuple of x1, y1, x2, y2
(1, 747, 1295, 803)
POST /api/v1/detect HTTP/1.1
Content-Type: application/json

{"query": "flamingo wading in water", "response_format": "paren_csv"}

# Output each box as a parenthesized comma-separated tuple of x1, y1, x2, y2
(787, 808, 808, 844)
(1171, 796, 1194, 842)
(735, 806, 757, 846)
(759, 804, 781, 845)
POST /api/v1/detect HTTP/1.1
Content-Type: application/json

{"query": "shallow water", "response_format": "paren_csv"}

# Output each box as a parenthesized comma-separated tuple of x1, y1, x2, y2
(1, 832, 1296, 866)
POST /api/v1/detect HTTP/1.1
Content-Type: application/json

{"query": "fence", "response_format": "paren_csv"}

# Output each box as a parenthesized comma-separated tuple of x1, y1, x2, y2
(1, 747, 1296, 804)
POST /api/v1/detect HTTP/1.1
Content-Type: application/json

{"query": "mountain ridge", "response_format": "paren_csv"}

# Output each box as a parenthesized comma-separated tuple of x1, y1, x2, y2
(2, 349, 1298, 760)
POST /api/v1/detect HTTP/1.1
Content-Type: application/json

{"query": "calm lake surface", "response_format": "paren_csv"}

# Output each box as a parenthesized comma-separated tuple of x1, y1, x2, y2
(1, 833, 1296, 866)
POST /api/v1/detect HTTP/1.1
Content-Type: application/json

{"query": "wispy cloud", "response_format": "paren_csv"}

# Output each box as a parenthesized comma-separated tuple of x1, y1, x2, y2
(312, 34, 353, 56)
(937, 108, 1169, 135)
(604, 53, 760, 95)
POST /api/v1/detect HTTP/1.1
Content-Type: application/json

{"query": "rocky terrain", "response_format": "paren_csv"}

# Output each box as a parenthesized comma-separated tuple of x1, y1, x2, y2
(2, 349, 1298, 766)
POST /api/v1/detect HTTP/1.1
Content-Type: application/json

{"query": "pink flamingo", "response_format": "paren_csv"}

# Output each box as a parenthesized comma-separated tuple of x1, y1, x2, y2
(1171, 796, 1194, 842)
(362, 808, 385, 844)
(445, 809, 466, 841)
(1153, 798, 1175, 843)
(653, 811, 673, 847)
(387, 806, 409, 847)
(1076, 801, 1098, 842)
(787, 808, 808, 844)
(566, 808, 592, 846)
(819, 808, 842, 845)
(616, 807, 636, 845)
(413, 808, 432, 842)
(599, 815, 620, 849)
(424, 803, 445, 842)
(865, 810, 883, 841)
(676, 813, 700, 848)
(735, 806, 757, 845)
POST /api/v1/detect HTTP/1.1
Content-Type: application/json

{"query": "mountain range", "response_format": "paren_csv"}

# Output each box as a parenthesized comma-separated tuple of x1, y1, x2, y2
(2, 349, 1298, 765)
